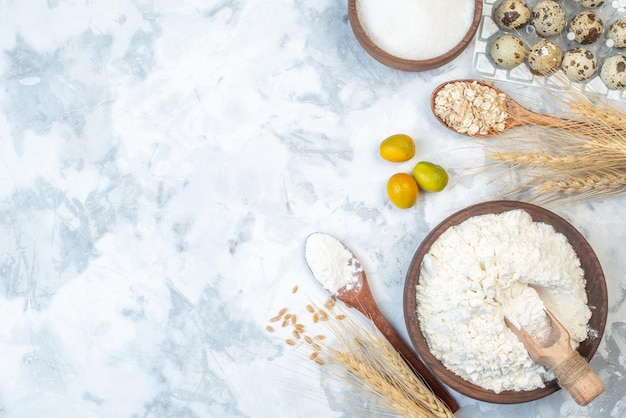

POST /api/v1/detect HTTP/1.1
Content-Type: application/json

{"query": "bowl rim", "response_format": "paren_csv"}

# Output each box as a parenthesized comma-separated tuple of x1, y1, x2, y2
(402, 200, 608, 404)
(347, 0, 483, 72)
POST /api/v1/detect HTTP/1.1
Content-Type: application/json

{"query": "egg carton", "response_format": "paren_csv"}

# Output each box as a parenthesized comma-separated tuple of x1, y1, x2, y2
(473, 0, 626, 101)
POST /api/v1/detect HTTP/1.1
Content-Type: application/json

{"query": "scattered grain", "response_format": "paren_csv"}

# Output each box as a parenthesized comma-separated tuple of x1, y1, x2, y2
(286, 339, 296, 346)
(266, 325, 275, 332)
(319, 310, 329, 321)
(292, 285, 299, 294)
(306, 304, 315, 313)
(270, 307, 288, 322)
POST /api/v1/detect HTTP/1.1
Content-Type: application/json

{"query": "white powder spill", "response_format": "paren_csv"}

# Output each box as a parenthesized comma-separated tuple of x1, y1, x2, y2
(305, 233, 362, 295)
(356, 0, 475, 60)
(416, 209, 591, 393)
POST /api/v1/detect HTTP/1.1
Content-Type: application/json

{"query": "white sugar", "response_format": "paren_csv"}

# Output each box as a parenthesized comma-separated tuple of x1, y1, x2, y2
(356, 0, 475, 61)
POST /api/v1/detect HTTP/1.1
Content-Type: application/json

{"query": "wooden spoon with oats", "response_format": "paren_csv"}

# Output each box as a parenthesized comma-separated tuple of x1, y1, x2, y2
(305, 233, 459, 413)
(430, 79, 591, 137)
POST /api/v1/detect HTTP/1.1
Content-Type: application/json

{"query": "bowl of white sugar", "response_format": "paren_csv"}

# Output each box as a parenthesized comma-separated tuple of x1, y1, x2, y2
(403, 200, 608, 404)
(348, 0, 482, 71)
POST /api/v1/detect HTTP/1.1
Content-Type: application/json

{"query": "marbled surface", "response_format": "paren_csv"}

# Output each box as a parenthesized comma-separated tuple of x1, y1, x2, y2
(0, 1, 624, 417)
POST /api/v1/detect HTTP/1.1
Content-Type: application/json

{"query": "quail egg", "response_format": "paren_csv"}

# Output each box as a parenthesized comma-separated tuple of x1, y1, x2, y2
(532, 1, 567, 38)
(562, 48, 598, 81)
(494, 0, 532, 31)
(569, 11, 604, 45)
(580, 0, 605, 7)
(490, 34, 527, 69)
(600, 55, 626, 89)
(608, 18, 626, 49)
(528, 39, 563, 75)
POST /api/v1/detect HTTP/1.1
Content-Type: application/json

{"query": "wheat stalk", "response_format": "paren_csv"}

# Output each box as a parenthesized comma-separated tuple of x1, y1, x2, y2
(322, 313, 455, 418)
(268, 300, 455, 418)
(565, 96, 626, 131)
(490, 151, 593, 169)
(373, 338, 454, 417)
(481, 88, 626, 204)
(331, 351, 444, 418)
(536, 171, 626, 195)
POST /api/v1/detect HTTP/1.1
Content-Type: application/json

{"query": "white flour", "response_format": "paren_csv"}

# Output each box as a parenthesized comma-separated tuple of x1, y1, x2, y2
(416, 209, 591, 393)
(305, 233, 362, 295)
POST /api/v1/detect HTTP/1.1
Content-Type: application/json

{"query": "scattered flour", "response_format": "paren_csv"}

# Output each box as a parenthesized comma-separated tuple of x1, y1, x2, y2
(305, 233, 362, 295)
(356, 0, 475, 60)
(416, 209, 591, 393)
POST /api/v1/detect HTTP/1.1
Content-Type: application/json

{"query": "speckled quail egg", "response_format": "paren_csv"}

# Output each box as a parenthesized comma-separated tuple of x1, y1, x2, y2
(569, 11, 604, 45)
(532, 1, 567, 38)
(562, 48, 598, 81)
(528, 39, 563, 75)
(490, 34, 528, 69)
(608, 18, 626, 49)
(494, 0, 532, 31)
(580, 0, 605, 8)
(600, 55, 626, 89)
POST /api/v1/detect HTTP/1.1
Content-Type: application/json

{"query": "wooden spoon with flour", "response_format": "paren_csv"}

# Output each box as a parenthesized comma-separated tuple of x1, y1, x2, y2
(305, 232, 459, 413)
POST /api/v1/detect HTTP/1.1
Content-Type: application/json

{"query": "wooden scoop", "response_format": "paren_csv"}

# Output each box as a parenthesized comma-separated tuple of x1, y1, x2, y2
(305, 233, 459, 413)
(505, 308, 604, 406)
(430, 79, 590, 137)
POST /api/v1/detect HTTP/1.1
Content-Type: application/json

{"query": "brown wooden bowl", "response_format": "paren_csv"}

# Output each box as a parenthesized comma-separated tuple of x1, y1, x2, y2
(347, 0, 483, 72)
(403, 200, 608, 404)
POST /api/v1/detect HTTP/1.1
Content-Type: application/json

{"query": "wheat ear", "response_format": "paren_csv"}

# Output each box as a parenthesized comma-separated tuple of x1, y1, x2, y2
(536, 170, 626, 195)
(320, 308, 455, 418)
(480, 86, 626, 204)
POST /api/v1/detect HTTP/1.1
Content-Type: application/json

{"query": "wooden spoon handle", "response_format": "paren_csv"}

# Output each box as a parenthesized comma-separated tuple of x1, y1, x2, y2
(363, 307, 459, 413)
(507, 310, 605, 406)
(507, 100, 605, 133)
(507, 99, 566, 128)
(553, 350, 604, 406)
(523, 113, 598, 132)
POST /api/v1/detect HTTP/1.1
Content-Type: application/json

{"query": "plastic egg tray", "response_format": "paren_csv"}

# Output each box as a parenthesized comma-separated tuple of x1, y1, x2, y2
(473, 0, 626, 101)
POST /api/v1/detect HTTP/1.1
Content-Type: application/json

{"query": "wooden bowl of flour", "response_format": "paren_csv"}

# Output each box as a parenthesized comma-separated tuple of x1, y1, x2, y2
(348, 0, 482, 71)
(403, 200, 608, 404)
